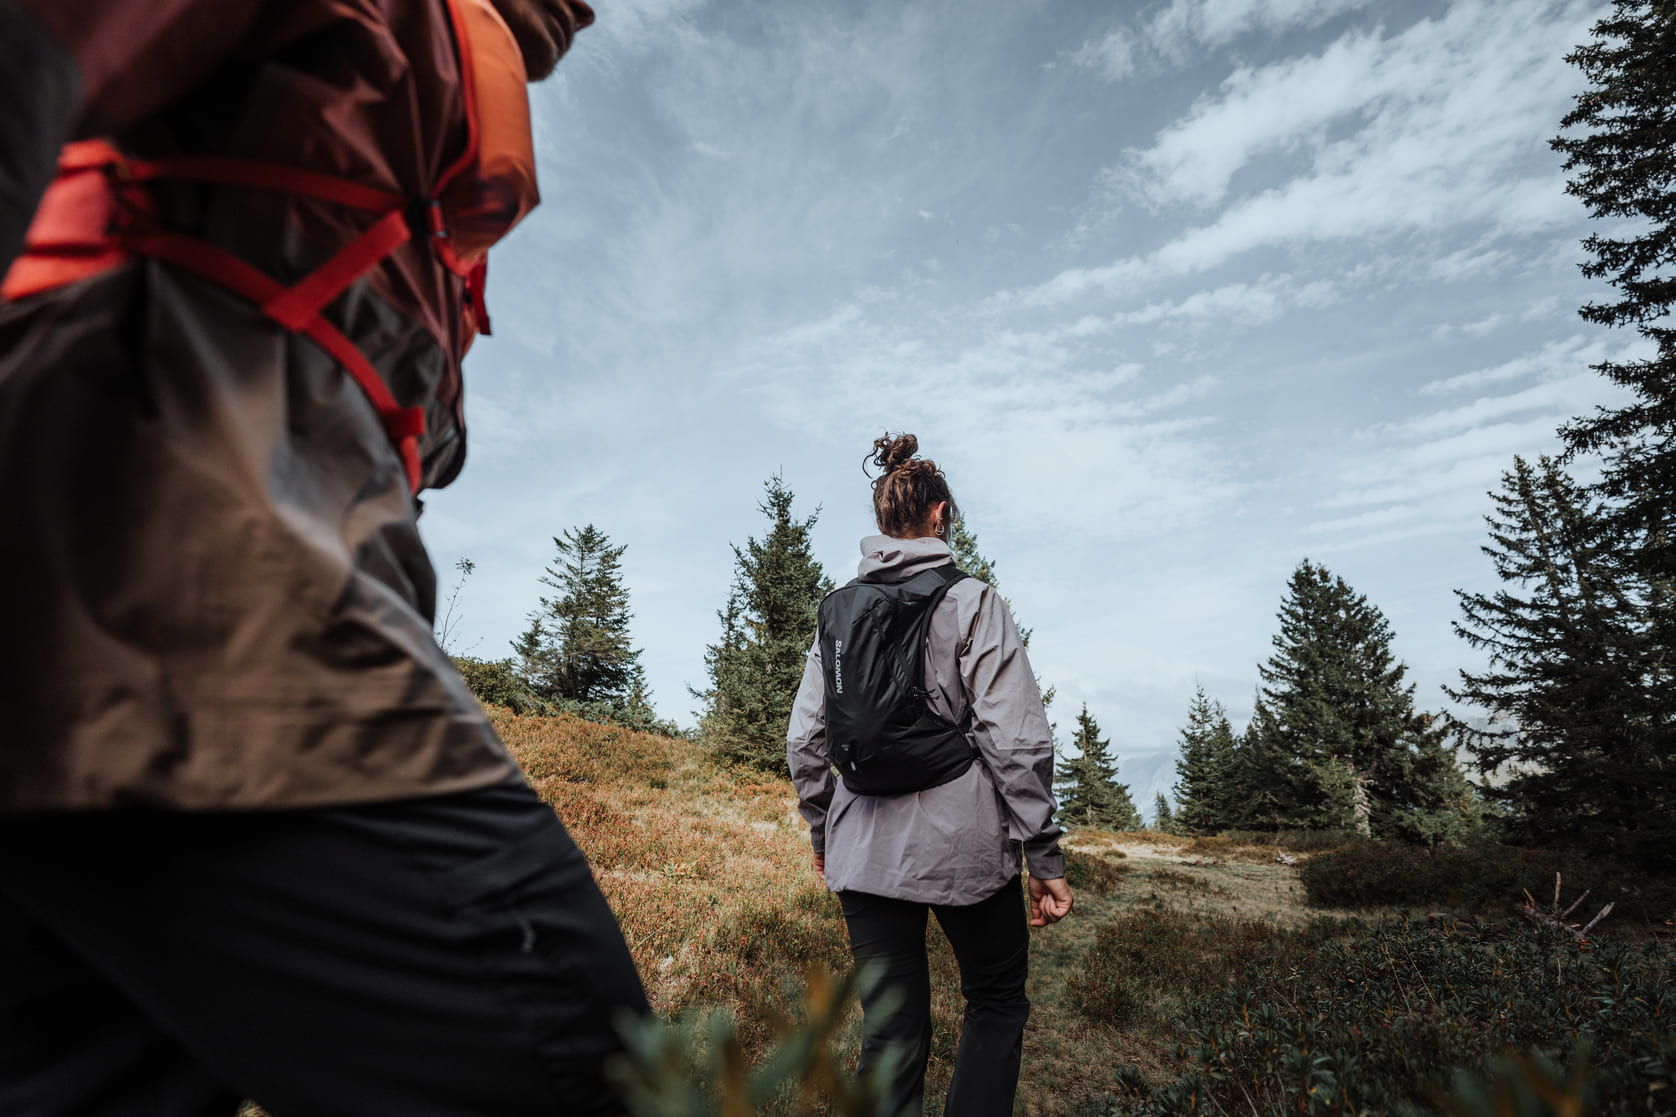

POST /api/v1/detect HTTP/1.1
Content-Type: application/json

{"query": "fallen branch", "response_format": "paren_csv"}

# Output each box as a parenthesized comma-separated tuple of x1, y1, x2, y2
(1517, 872, 1614, 943)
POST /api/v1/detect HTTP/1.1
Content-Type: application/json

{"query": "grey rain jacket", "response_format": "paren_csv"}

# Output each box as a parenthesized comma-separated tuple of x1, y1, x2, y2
(787, 535, 1064, 905)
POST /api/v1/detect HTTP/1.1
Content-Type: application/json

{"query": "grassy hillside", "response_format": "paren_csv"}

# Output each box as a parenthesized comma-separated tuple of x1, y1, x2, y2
(496, 711, 1675, 1115)
(246, 711, 1674, 1115)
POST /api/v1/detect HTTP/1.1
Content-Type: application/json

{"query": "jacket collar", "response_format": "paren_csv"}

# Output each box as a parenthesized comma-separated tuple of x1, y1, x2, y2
(856, 534, 955, 584)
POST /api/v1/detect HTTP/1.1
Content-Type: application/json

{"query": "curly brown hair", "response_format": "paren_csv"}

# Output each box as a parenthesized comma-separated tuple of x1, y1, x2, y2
(865, 433, 960, 539)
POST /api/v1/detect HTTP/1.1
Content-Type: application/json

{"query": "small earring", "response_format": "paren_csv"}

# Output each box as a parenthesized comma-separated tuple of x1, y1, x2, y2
(936, 524, 944, 536)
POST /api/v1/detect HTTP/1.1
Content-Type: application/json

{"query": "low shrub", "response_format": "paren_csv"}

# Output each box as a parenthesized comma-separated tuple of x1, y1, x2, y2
(1064, 852, 1131, 897)
(1173, 830, 1365, 866)
(1064, 911, 1327, 1028)
(1215, 827, 1367, 853)
(1089, 915, 1676, 1115)
(1301, 842, 1676, 925)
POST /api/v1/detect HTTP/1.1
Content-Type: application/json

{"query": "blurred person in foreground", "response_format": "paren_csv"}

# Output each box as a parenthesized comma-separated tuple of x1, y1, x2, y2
(0, 1, 650, 1113)
(788, 433, 1074, 1117)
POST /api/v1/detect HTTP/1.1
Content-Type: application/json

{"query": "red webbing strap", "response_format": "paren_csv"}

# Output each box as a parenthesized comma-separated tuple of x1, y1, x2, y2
(262, 210, 411, 330)
(11, 140, 434, 493)
(109, 153, 406, 214)
(466, 262, 491, 335)
(125, 231, 426, 494)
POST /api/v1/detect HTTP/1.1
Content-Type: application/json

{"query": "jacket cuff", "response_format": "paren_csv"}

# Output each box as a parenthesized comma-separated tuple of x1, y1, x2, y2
(1024, 845, 1064, 880)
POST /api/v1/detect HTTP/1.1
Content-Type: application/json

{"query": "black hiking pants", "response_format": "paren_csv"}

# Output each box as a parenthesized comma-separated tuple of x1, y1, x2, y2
(0, 778, 649, 1116)
(838, 877, 1030, 1117)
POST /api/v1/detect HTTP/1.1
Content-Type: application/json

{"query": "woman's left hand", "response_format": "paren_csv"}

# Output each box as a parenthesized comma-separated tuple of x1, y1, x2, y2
(1028, 875, 1073, 926)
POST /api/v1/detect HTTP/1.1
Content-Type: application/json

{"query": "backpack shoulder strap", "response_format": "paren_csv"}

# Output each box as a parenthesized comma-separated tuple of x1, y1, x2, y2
(902, 563, 968, 696)
(935, 564, 969, 588)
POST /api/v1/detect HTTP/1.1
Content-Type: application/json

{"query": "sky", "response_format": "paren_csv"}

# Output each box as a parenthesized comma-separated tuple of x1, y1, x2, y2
(421, 0, 1636, 809)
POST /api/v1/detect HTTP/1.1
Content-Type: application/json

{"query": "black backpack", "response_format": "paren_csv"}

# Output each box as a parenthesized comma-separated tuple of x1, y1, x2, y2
(818, 564, 975, 795)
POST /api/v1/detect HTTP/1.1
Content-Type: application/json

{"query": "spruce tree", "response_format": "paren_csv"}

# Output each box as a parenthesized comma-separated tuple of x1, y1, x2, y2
(511, 613, 550, 686)
(1539, 4, 1676, 868)
(952, 521, 1053, 707)
(524, 525, 648, 709)
(695, 475, 833, 772)
(950, 522, 998, 589)
(1449, 456, 1670, 866)
(1152, 792, 1177, 834)
(1245, 561, 1475, 841)
(1552, 2, 1676, 597)
(1172, 686, 1239, 836)
(1055, 704, 1143, 831)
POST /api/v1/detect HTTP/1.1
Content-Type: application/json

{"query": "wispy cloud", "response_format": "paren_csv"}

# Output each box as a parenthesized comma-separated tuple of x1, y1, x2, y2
(1071, 0, 1376, 81)
(1027, 1, 1595, 311)
(1303, 336, 1644, 551)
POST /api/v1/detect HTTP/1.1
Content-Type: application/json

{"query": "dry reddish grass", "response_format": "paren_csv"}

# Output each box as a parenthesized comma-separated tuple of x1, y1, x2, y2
(496, 712, 1343, 1114)
(243, 712, 1328, 1116)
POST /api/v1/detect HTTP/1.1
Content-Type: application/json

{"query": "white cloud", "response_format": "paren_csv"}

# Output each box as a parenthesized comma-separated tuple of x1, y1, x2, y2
(1417, 335, 1634, 396)
(1070, 28, 1138, 82)
(740, 302, 1239, 542)
(1150, 0, 1377, 52)
(1033, 0, 1597, 310)
(1121, 27, 1393, 207)
(1071, 0, 1375, 80)
(1301, 335, 1641, 550)
(1108, 274, 1340, 327)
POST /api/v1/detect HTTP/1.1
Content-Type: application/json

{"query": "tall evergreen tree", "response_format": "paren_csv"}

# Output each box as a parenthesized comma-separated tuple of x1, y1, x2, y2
(695, 475, 833, 772)
(1539, 5, 1676, 868)
(524, 525, 646, 706)
(1245, 561, 1475, 841)
(1448, 456, 1670, 867)
(1055, 704, 1143, 831)
(1172, 686, 1239, 836)
(1552, 2, 1676, 597)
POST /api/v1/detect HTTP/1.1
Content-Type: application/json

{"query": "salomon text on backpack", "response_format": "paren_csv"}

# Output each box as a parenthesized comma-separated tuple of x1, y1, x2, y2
(818, 564, 975, 795)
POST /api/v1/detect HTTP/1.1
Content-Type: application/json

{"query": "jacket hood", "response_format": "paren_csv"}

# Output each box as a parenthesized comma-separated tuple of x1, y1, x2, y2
(856, 534, 955, 584)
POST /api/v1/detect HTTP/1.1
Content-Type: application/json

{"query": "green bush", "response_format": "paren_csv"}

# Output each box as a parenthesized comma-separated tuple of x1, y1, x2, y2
(1087, 915, 1676, 1115)
(451, 655, 552, 715)
(451, 656, 687, 737)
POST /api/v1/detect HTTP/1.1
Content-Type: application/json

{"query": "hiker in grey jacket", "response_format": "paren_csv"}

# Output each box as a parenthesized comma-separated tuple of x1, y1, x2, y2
(787, 432, 1071, 1117)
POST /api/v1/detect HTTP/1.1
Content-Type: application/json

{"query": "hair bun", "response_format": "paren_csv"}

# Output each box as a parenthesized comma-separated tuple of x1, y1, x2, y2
(869, 433, 919, 475)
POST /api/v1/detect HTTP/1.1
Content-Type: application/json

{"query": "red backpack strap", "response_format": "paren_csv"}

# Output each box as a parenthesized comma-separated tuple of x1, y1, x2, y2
(125, 229, 426, 493)
(6, 141, 434, 494)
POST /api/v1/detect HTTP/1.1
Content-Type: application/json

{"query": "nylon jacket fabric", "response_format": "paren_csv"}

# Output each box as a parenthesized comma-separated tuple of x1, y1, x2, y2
(0, 0, 523, 809)
(787, 536, 1064, 906)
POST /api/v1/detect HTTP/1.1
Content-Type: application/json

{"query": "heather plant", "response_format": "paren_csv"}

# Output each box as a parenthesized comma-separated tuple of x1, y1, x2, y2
(1063, 851, 1131, 897)
(1080, 909, 1675, 1115)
